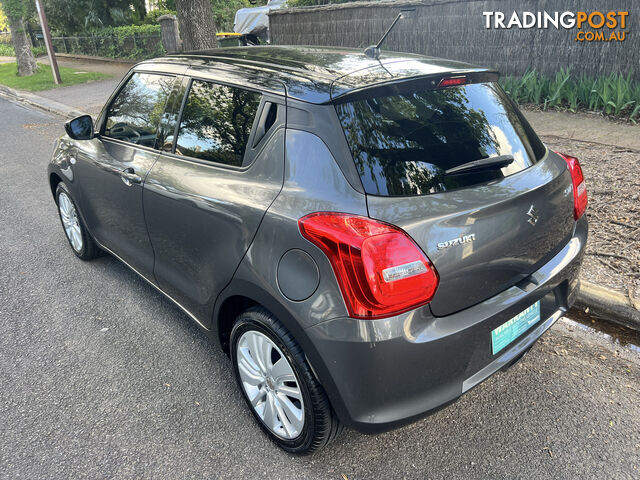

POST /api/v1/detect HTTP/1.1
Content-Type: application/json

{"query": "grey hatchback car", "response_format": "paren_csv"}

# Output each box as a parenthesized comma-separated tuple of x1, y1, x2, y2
(48, 46, 588, 453)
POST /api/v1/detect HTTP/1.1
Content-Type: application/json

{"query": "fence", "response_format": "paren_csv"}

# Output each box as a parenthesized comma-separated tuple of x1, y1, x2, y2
(269, 0, 638, 80)
(49, 34, 164, 60)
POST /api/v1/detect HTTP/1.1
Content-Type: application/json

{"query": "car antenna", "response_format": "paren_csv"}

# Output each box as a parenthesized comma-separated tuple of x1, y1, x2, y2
(364, 8, 416, 59)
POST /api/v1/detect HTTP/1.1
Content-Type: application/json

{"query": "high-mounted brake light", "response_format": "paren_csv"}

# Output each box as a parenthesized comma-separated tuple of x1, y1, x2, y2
(556, 152, 588, 220)
(438, 76, 467, 87)
(298, 213, 439, 319)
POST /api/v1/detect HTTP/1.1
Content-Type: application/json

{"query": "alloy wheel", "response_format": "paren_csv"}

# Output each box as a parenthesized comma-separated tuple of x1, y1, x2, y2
(236, 330, 305, 440)
(58, 192, 83, 252)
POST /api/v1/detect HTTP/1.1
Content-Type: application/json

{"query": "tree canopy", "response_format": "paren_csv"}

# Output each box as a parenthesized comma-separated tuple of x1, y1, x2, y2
(43, 0, 144, 34)
(0, 0, 32, 21)
(0, 5, 9, 30)
(0, 0, 269, 36)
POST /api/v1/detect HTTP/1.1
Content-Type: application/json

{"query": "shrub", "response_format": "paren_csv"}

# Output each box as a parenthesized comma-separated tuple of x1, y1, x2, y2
(144, 9, 177, 24)
(0, 43, 45, 57)
(500, 70, 640, 122)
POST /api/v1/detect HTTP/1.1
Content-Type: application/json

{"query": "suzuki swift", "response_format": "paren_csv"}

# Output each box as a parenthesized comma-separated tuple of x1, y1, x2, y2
(48, 46, 588, 454)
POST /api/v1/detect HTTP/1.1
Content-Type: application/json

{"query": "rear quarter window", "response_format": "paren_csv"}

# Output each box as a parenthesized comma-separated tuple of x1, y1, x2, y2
(335, 82, 546, 196)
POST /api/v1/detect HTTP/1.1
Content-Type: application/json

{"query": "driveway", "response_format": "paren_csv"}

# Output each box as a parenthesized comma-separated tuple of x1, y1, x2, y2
(1, 97, 638, 479)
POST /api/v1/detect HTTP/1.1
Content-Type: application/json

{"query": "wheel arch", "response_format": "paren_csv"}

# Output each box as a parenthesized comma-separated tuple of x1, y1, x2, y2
(216, 294, 259, 355)
(49, 172, 63, 199)
(213, 279, 352, 425)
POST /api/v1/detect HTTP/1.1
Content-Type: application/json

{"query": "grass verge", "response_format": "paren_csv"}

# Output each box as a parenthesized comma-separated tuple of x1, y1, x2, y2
(0, 62, 110, 91)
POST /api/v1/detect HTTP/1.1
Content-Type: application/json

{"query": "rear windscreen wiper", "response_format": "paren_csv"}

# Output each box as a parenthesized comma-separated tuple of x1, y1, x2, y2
(445, 154, 514, 175)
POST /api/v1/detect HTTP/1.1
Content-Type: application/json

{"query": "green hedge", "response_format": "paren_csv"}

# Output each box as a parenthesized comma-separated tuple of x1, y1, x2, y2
(51, 24, 164, 60)
(89, 24, 161, 37)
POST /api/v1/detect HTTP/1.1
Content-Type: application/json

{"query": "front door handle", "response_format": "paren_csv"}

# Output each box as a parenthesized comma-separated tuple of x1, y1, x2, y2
(120, 167, 142, 186)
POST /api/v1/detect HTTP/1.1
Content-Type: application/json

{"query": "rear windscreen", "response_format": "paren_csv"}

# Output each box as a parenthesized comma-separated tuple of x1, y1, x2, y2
(335, 82, 547, 196)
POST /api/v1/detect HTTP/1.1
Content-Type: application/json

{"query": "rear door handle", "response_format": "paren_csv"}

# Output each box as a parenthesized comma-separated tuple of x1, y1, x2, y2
(120, 167, 142, 186)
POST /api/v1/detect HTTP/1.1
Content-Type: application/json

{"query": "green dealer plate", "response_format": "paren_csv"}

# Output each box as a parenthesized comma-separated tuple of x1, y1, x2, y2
(491, 301, 541, 355)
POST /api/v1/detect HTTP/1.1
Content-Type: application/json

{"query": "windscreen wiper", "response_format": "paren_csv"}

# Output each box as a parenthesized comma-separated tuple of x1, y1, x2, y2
(445, 154, 514, 175)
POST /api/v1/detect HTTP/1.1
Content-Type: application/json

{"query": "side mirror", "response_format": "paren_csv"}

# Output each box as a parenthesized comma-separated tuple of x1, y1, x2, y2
(64, 115, 94, 140)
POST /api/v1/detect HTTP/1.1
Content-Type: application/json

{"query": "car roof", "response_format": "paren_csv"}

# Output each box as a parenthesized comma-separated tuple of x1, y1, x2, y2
(139, 45, 490, 104)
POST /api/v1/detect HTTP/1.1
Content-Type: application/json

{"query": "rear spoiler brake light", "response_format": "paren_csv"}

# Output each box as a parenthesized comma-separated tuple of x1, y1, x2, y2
(437, 76, 467, 87)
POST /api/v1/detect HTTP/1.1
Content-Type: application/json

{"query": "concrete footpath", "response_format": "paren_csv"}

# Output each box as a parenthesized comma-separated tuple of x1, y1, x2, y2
(36, 56, 132, 115)
(524, 109, 640, 152)
(0, 55, 130, 115)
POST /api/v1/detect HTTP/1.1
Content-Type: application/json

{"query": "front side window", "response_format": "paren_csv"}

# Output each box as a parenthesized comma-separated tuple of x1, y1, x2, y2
(175, 80, 261, 167)
(103, 72, 175, 148)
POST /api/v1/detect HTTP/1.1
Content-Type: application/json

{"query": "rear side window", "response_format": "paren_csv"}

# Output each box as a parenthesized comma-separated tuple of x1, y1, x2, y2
(335, 82, 546, 196)
(175, 80, 261, 167)
(103, 72, 175, 148)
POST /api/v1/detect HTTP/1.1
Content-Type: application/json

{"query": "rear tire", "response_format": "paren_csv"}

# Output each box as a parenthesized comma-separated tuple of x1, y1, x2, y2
(55, 182, 99, 261)
(230, 307, 342, 454)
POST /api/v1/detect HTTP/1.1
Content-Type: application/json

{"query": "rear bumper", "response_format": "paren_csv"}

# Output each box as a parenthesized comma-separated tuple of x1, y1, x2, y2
(305, 217, 587, 433)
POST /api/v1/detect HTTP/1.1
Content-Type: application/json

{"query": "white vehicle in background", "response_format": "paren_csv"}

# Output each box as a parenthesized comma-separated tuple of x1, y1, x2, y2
(233, 0, 287, 44)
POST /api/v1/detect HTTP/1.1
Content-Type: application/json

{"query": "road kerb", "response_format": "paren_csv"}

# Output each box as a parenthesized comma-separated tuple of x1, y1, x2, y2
(0, 84, 86, 119)
(576, 281, 640, 331)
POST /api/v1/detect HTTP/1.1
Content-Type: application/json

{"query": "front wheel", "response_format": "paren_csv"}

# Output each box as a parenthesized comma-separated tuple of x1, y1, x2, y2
(55, 183, 99, 260)
(230, 307, 342, 454)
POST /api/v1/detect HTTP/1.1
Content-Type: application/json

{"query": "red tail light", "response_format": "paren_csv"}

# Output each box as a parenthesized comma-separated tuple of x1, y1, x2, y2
(557, 152, 588, 220)
(298, 213, 439, 319)
(438, 76, 467, 87)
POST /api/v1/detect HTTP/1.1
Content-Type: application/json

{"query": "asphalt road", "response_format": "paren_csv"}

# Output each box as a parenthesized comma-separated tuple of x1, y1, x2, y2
(0, 97, 638, 479)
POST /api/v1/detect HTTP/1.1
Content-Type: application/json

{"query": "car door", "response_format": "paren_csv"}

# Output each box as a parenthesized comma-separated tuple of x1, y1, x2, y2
(143, 76, 286, 324)
(73, 71, 178, 279)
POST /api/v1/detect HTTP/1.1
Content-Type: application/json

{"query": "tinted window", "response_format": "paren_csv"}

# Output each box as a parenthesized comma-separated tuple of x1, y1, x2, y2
(104, 73, 175, 148)
(335, 82, 547, 196)
(175, 80, 261, 167)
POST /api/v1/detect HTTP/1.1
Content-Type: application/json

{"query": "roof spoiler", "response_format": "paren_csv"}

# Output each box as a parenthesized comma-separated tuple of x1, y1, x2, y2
(330, 70, 500, 104)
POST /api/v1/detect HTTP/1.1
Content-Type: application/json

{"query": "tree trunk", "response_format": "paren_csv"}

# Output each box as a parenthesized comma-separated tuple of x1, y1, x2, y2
(175, 0, 218, 51)
(9, 16, 37, 76)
